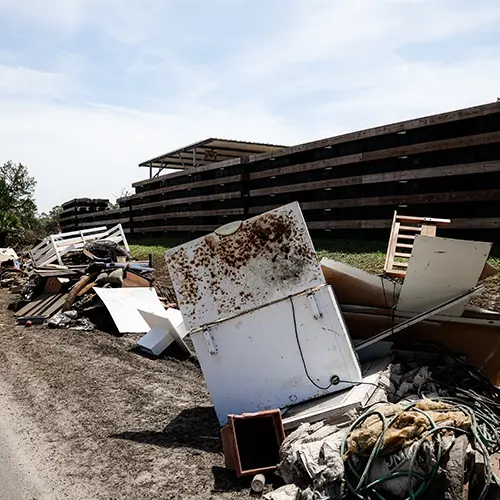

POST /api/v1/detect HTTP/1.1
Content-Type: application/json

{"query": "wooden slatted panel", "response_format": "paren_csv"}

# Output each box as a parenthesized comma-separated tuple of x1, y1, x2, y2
(383, 211, 450, 278)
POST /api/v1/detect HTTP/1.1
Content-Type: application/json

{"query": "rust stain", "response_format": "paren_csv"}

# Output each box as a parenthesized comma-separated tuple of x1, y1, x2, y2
(168, 207, 318, 323)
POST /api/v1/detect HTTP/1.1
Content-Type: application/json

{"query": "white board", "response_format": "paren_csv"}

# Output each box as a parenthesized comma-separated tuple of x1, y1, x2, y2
(137, 309, 190, 356)
(396, 236, 491, 317)
(94, 287, 166, 333)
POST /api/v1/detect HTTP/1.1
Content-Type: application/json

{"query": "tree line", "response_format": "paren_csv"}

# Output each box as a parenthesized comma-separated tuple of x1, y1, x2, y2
(0, 161, 62, 247)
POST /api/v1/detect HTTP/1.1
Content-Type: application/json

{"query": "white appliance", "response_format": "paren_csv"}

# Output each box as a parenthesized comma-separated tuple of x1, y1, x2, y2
(165, 202, 362, 426)
(191, 284, 361, 426)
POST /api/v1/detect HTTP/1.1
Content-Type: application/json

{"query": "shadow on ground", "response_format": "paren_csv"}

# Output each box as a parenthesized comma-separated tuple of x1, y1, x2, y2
(110, 406, 221, 453)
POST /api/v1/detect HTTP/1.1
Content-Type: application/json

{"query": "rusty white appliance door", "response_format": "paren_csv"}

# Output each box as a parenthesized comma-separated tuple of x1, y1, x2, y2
(165, 202, 324, 331)
(191, 284, 362, 426)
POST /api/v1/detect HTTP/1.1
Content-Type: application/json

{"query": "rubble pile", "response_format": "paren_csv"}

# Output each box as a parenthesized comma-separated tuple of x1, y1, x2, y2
(1, 224, 173, 332)
(2, 204, 500, 499)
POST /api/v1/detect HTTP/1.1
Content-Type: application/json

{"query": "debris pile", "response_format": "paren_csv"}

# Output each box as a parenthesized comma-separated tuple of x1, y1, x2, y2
(161, 203, 500, 498)
(4, 224, 173, 334)
(3, 203, 500, 498)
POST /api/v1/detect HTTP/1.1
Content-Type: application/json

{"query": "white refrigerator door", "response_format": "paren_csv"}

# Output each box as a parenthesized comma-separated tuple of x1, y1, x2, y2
(191, 285, 361, 426)
(165, 202, 324, 331)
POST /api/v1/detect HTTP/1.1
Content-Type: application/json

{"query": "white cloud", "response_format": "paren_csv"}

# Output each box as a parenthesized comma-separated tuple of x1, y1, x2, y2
(0, 0, 499, 211)
(0, 65, 69, 98)
(0, 99, 300, 211)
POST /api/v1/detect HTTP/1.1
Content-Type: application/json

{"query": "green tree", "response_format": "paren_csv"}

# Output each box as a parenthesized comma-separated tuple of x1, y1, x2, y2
(38, 205, 63, 234)
(0, 161, 38, 245)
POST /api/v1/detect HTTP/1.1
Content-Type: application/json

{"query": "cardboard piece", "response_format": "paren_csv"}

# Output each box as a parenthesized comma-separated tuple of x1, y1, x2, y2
(321, 258, 401, 309)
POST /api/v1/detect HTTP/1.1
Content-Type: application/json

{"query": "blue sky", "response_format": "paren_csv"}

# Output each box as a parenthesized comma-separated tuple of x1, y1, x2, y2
(1, 0, 500, 211)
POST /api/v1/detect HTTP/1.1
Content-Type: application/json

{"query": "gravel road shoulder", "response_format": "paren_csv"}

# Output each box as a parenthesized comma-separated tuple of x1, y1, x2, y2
(0, 290, 250, 500)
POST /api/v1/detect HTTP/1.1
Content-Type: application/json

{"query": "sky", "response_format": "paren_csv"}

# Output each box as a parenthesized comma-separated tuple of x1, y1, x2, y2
(1, 0, 500, 212)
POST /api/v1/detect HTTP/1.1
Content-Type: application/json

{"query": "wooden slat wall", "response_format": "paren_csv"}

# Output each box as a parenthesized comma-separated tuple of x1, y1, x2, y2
(60, 101, 500, 237)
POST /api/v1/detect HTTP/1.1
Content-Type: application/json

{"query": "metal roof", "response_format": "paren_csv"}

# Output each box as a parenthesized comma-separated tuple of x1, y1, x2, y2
(138, 138, 287, 170)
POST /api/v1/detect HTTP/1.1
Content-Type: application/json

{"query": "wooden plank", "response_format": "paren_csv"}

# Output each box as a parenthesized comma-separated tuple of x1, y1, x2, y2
(450, 218, 500, 229)
(15, 293, 66, 318)
(43, 294, 69, 318)
(79, 209, 127, 220)
(307, 220, 392, 230)
(396, 215, 451, 224)
(138, 224, 220, 233)
(249, 158, 500, 193)
(126, 174, 242, 201)
(77, 218, 129, 226)
(129, 190, 241, 211)
(249, 101, 500, 162)
(395, 243, 413, 249)
(399, 234, 416, 240)
(133, 208, 244, 222)
(306, 218, 500, 231)
(297, 189, 500, 212)
(420, 224, 437, 236)
(384, 212, 398, 274)
(394, 252, 412, 258)
(392, 262, 409, 268)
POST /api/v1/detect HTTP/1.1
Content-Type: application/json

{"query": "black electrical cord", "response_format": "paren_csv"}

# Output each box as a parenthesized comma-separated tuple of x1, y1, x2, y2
(380, 276, 397, 335)
(290, 296, 333, 391)
(290, 296, 396, 395)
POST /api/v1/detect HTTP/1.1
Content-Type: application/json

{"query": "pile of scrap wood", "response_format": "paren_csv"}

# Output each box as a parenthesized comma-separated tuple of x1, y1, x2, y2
(158, 203, 500, 499)
(8, 224, 174, 331)
(0, 247, 25, 293)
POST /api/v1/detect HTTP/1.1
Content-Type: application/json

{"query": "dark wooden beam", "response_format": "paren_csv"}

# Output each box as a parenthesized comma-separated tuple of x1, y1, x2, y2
(307, 220, 391, 229)
(134, 208, 244, 222)
(249, 102, 500, 162)
(126, 174, 242, 201)
(129, 190, 241, 211)
(139, 224, 219, 233)
(299, 189, 500, 210)
(250, 160, 500, 196)
(249, 132, 500, 182)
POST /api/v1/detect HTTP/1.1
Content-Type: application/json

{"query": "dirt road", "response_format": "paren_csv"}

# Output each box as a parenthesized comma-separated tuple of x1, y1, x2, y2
(0, 290, 251, 500)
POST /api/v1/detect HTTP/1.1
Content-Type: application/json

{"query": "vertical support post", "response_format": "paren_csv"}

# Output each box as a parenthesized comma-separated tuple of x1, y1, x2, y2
(117, 223, 130, 251)
(50, 235, 64, 266)
(193, 147, 197, 168)
(240, 157, 250, 218)
(149, 165, 153, 179)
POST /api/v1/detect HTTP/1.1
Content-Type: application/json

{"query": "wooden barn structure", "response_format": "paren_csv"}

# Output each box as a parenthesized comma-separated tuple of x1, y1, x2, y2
(60, 101, 500, 241)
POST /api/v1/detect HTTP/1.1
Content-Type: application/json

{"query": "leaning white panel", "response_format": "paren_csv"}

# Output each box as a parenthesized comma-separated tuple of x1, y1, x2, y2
(396, 235, 492, 317)
(191, 284, 362, 427)
(165, 202, 324, 331)
(137, 309, 190, 356)
(94, 287, 166, 333)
